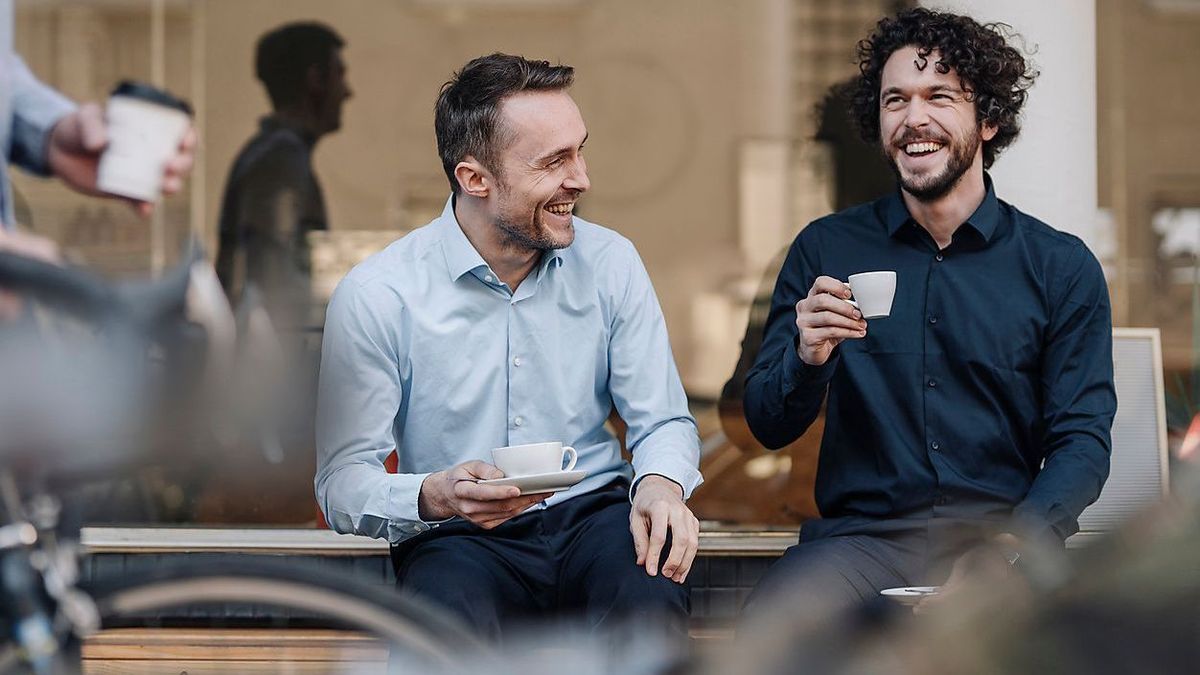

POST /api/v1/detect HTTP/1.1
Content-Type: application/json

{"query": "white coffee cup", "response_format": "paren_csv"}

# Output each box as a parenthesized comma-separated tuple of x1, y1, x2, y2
(97, 81, 192, 202)
(846, 271, 897, 319)
(491, 441, 578, 478)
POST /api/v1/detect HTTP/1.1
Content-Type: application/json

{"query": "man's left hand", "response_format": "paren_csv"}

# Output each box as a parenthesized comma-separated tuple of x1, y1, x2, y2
(47, 103, 197, 217)
(629, 475, 699, 584)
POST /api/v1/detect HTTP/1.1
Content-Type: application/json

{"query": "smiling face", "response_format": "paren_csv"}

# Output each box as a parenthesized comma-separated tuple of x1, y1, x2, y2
(879, 46, 996, 202)
(486, 89, 590, 251)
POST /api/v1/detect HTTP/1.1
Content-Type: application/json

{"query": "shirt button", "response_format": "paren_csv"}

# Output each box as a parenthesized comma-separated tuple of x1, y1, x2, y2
(513, 356, 522, 367)
(928, 315, 938, 325)
(935, 254, 944, 262)
(484, 274, 494, 283)
(514, 416, 524, 427)
(935, 495, 949, 506)
(927, 378, 937, 388)
(930, 441, 940, 451)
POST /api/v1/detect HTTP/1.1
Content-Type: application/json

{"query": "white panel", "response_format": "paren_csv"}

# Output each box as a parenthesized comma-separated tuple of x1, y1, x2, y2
(1077, 330, 1168, 532)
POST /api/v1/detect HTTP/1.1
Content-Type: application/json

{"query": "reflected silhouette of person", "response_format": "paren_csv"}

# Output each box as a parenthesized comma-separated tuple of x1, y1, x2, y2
(215, 21, 352, 329)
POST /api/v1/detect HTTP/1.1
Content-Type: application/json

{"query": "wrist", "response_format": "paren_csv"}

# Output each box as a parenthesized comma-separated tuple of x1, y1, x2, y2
(417, 471, 450, 521)
(636, 474, 683, 499)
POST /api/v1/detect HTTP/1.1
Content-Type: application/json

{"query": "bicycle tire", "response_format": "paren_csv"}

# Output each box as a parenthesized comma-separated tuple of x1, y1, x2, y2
(82, 557, 486, 669)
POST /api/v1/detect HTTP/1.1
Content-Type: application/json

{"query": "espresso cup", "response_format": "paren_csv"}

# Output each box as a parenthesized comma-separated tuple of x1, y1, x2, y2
(491, 441, 578, 478)
(846, 271, 897, 319)
(96, 81, 193, 202)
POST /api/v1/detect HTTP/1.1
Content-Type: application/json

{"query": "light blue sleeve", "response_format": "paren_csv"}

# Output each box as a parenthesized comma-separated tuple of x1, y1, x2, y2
(607, 240, 703, 500)
(314, 277, 441, 543)
(5, 54, 75, 176)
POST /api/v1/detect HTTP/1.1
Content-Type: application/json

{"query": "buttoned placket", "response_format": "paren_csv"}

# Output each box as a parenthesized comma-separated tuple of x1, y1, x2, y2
(924, 245, 949, 510)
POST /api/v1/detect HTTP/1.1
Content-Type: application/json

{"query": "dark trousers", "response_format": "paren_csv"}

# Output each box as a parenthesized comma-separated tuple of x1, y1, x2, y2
(390, 481, 689, 641)
(742, 516, 992, 621)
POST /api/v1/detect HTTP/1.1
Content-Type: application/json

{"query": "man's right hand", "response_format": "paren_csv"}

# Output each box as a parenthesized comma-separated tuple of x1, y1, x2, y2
(794, 275, 867, 366)
(418, 461, 547, 529)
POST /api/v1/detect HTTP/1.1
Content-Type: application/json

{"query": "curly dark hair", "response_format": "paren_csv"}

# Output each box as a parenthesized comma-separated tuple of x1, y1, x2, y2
(849, 8, 1037, 169)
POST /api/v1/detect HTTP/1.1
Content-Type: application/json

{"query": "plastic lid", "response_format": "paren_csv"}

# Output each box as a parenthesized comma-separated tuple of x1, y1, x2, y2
(110, 80, 193, 115)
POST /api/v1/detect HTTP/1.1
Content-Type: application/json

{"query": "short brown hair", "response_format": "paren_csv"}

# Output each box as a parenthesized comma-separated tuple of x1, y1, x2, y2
(434, 53, 574, 193)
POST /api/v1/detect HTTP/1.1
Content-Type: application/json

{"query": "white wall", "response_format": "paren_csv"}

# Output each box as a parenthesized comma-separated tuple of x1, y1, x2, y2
(921, 0, 1113, 261)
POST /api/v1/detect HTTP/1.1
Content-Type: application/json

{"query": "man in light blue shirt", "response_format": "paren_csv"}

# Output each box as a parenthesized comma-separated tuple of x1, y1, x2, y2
(316, 53, 702, 638)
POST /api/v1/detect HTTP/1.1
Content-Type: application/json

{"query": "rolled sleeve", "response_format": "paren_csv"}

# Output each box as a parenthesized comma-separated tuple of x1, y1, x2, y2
(607, 241, 703, 500)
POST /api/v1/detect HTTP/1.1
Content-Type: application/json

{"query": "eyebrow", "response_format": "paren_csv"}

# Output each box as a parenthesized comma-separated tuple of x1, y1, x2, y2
(536, 132, 588, 163)
(881, 84, 964, 98)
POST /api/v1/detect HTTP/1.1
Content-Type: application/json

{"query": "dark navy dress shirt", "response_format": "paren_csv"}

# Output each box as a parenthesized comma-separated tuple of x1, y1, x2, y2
(744, 178, 1115, 544)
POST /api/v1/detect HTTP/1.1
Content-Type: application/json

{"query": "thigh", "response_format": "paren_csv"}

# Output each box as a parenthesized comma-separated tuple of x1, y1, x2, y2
(556, 496, 689, 621)
(742, 535, 913, 621)
(395, 532, 550, 636)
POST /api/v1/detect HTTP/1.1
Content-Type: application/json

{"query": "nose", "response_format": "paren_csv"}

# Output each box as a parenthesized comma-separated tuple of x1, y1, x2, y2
(903, 97, 931, 130)
(564, 155, 590, 193)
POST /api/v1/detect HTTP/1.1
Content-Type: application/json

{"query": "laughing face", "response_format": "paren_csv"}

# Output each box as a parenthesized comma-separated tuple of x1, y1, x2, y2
(878, 46, 996, 202)
(488, 90, 590, 251)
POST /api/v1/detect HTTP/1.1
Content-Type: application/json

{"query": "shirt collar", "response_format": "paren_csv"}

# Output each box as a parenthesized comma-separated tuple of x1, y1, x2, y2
(883, 173, 1002, 242)
(435, 196, 568, 282)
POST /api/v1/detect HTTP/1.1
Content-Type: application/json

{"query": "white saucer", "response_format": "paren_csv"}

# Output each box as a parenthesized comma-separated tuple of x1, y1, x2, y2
(880, 586, 940, 606)
(476, 469, 588, 495)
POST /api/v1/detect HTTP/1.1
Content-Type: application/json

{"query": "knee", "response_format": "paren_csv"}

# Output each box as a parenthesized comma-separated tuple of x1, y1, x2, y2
(595, 567, 690, 617)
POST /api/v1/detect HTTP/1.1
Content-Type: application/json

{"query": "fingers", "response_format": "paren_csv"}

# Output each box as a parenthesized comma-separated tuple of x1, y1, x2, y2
(457, 493, 545, 527)
(456, 460, 505, 481)
(630, 510, 649, 566)
(76, 103, 109, 153)
(454, 479, 521, 502)
(808, 275, 852, 300)
(643, 503, 669, 577)
(658, 509, 701, 584)
(675, 514, 701, 584)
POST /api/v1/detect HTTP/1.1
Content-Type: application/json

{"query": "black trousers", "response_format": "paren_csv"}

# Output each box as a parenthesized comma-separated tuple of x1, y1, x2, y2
(390, 481, 689, 641)
(742, 515, 995, 621)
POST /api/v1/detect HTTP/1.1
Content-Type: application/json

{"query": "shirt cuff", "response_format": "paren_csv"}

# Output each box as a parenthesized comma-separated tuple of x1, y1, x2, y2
(1010, 500, 1076, 545)
(781, 336, 839, 391)
(386, 472, 452, 541)
(629, 458, 703, 502)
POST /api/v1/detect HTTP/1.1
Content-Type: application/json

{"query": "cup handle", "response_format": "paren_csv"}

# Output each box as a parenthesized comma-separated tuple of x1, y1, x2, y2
(561, 446, 577, 472)
(844, 298, 859, 309)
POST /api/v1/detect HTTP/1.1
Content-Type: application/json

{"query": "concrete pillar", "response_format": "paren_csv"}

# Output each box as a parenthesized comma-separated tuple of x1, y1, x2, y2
(920, 0, 1112, 262)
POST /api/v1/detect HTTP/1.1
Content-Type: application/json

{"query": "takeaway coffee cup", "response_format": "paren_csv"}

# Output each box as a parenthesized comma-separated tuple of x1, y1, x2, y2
(492, 441, 578, 477)
(96, 81, 192, 202)
(846, 271, 897, 319)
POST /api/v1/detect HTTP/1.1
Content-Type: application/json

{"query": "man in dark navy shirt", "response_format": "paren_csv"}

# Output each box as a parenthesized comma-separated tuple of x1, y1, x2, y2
(742, 8, 1115, 617)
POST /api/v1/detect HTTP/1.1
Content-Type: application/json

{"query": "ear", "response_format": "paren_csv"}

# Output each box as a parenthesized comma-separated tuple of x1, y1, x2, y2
(453, 156, 491, 198)
(306, 63, 326, 94)
(981, 121, 999, 142)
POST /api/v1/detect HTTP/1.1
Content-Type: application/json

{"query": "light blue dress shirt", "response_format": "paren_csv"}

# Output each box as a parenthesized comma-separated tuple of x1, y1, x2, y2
(316, 198, 702, 543)
(0, 51, 76, 227)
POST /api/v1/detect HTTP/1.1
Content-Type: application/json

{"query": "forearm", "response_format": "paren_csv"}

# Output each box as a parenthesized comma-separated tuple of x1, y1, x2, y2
(743, 338, 835, 449)
(7, 55, 75, 176)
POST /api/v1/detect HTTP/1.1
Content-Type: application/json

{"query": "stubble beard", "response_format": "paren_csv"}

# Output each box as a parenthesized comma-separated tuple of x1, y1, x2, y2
(887, 125, 982, 202)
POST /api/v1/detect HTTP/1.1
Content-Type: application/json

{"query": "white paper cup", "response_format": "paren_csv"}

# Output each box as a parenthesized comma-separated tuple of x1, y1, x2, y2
(847, 271, 897, 319)
(96, 81, 192, 202)
(491, 441, 578, 478)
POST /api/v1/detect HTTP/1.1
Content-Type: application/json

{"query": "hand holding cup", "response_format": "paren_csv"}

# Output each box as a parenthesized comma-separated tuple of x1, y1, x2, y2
(794, 276, 868, 366)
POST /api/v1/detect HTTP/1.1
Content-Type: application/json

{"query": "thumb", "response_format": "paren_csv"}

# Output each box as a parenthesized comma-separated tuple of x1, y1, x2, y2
(460, 460, 504, 481)
(76, 103, 109, 153)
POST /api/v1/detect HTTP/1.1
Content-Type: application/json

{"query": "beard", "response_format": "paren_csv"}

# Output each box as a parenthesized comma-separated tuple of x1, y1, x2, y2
(493, 181, 577, 252)
(495, 211, 569, 251)
(887, 124, 981, 202)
